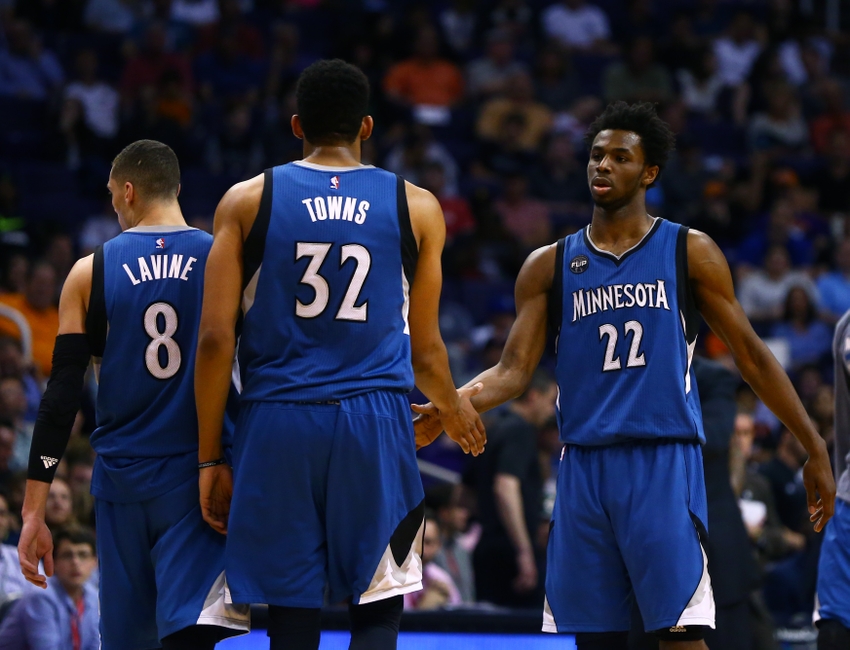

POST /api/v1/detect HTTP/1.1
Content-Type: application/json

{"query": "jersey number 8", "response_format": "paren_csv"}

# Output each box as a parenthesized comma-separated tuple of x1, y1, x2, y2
(144, 302, 181, 379)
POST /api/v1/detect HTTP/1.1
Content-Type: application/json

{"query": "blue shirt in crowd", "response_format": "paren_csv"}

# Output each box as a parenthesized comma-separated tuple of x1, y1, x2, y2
(816, 272, 850, 318)
(0, 576, 99, 650)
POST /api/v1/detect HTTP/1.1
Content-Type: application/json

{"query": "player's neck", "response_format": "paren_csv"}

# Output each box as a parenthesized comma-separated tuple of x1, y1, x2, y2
(131, 203, 187, 229)
(589, 201, 654, 251)
(302, 144, 363, 168)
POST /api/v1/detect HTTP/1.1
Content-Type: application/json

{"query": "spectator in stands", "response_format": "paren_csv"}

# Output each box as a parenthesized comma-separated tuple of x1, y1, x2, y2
(45, 477, 76, 533)
(194, 29, 265, 106)
(0, 492, 36, 601)
(0, 337, 40, 423)
(384, 126, 459, 195)
(0, 260, 59, 377)
(713, 11, 763, 86)
(467, 370, 556, 608)
(533, 45, 581, 112)
(0, 19, 64, 101)
(737, 246, 817, 328)
(171, 0, 220, 26)
(0, 377, 32, 472)
(474, 112, 538, 178)
(194, 0, 265, 60)
(0, 526, 99, 650)
(419, 162, 475, 245)
(770, 286, 832, 372)
(466, 29, 526, 102)
(66, 441, 95, 528)
(120, 21, 193, 108)
(83, 0, 139, 35)
(676, 46, 725, 116)
(494, 173, 552, 250)
(403, 512, 463, 611)
(61, 49, 120, 165)
(0, 420, 16, 490)
(541, 0, 614, 54)
(817, 239, 850, 320)
(425, 484, 475, 603)
(812, 129, 850, 216)
(205, 101, 263, 178)
(552, 95, 603, 149)
(748, 84, 809, 155)
(383, 26, 464, 109)
(737, 199, 815, 269)
(44, 234, 74, 298)
(78, 200, 121, 256)
(603, 36, 672, 105)
(438, 0, 478, 59)
(0, 487, 17, 546)
(477, 71, 552, 152)
(530, 134, 588, 226)
(486, 0, 535, 47)
(0, 251, 27, 297)
(810, 80, 850, 155)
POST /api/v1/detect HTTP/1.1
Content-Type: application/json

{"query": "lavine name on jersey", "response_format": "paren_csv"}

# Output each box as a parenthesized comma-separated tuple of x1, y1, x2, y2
(572, 279, 670, 323)
(301, 196, 370, 224)
(122, 254, 198, 285)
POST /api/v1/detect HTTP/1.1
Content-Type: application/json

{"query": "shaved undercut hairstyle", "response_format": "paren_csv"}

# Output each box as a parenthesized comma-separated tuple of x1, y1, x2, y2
(295, 59, 370, 145)
(111, 139, 180, 201)
(584, 101, 676, 173)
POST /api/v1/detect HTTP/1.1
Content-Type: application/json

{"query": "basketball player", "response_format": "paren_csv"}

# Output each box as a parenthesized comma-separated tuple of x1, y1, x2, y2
(413, 101, 835, 650)
(18, 140, 250, 650)
(813, 308, 850, 648)
(194, 59, 485, 650)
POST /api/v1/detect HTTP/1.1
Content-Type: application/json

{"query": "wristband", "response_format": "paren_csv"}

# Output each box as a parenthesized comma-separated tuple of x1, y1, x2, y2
(198, 458, 227, 469)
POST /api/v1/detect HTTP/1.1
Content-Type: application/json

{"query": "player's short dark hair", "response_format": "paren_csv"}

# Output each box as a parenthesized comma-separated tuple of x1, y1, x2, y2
(295, 59, 370, 145)
(52, 525, 96, 558)
(584, 101, 676, 172)
(111, 140, 180, 201)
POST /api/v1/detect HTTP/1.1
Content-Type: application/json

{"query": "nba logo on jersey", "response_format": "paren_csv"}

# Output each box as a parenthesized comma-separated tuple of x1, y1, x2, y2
(155, 238, 166, 249)
(330, 176, 340, 190)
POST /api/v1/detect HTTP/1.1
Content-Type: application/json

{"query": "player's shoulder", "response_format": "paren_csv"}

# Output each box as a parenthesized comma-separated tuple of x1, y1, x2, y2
(219, 172, 266, 216)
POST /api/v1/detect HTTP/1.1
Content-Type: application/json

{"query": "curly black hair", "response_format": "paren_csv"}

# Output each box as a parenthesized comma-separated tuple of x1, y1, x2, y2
(584, 101, 676, 172)
(295, 59, 370, 145)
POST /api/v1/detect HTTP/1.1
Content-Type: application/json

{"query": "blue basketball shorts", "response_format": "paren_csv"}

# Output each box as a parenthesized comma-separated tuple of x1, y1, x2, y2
(95, 474, 250, 650)
(815, 499, 850, 629)
(226, 390, 426, 608)
(543, 440, 715, 634)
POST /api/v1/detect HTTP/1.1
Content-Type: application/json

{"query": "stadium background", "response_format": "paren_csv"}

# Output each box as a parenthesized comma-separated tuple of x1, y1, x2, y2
(0, 0, 849, 647)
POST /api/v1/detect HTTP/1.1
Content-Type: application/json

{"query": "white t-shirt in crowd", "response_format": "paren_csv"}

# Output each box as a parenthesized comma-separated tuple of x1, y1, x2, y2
(542, 2, 610, 50)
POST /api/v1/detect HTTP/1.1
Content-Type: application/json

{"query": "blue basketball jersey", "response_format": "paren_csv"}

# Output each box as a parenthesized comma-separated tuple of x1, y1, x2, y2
(91, 225, 224, 501)
(552, 218, 705, 446)
(237, 162, 417, 402)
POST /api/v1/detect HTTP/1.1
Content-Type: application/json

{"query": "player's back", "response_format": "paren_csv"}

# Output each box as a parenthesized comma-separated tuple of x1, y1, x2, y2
(238, 162, 417, 402)
(90, 225, 212, 500)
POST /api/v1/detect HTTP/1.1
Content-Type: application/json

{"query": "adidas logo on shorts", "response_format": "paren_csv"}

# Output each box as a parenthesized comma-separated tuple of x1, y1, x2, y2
(669, 626, 687, 633)
(41, 456, 58, 468)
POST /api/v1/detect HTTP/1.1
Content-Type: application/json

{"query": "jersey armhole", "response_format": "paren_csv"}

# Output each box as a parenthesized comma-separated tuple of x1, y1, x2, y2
(396, 175, 418, 286)
(548, 238, 565, 343)
(86, 244, 107, 357)
(676, 225, 701, 344)
(242, 168, 273, 291)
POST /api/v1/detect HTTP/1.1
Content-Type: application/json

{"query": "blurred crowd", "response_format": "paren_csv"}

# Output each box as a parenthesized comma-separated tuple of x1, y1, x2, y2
(1, 0, 850, 642)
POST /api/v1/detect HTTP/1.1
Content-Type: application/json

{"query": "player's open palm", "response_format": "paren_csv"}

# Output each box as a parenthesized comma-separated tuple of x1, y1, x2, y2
(803, 448, 836, 533)
(18, 517, 53, 589)
(200, 464, 233, 535)
(411, 383, 486, 454)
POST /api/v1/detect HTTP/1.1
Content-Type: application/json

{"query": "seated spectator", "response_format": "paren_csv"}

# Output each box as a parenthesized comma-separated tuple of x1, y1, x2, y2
(384, 126, 459, 196)
(810, 80, 850, 155)
(205, 101, 263, 178)
(46, 478, 77, 533)
(533, 45, 581, 112)
(403, 512, 462, 610)
(66, 440, 95, 528)
(748, 84, 809, 154)
(194, 0, 265, 60)
(475, 112, 538, 179)
(0, 420, 16, 490)
(713, 11, 763, 86)
(770, 286, 832, 372)
(77, 200, 122, 256)
(603, 36, 672, 105)
(0, 251, 27, 296)
(466, 29, 527, 102)
(812, 129, 850, 215)
(477, 71, 552, 152)
(425, 484, 475, 603)
(121, 21, 193, 108)
(383, 26, 464, 109)
(83, 0, 139, 35)
(438, 0, 478, 59)
(676, 46, 726, 116)
(541, 0, 614, 54)
(0, 261, 59, 378)
(0, 337, 40, 423)
(419, 162, 475, 245)
(817, 239, 850, 320)
(0, 526, 98, 649)
(0, 20, 64, 100)
(658, 12, 702, 73)
(737, 246, 817, 327)
(529, 134, 588, 223)
(737, 199, 815, 269)
(486, 0, 535, 47)
(194, 30, 265, 105)
(0, 377, 32, 472)
(0, 488, 17, 547)
(495, 174, 552, 250)
(552, 95, 603, 149)
(171, 0, 220, 26)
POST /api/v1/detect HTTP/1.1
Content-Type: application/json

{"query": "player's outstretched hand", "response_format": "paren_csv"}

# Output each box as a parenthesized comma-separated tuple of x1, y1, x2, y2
(18, 517, 53, 589)
(803, 442, 836, 533)
(412, 383, 486, 454)
(200, 464, 233, 535)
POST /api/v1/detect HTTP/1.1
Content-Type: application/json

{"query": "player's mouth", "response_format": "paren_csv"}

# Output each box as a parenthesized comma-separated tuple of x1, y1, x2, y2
(591, 177, 613, 195)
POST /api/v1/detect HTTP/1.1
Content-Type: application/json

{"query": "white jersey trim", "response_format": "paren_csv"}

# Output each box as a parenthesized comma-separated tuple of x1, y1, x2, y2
(196, 571, 251, 633)
(356, 520, 425, 605)
(585, 216, 658, 260)
(542, 595, 557, 633)
(125, 225, 197, 233)
(293, 161, 376, 172)
(674, 543, 716, 628)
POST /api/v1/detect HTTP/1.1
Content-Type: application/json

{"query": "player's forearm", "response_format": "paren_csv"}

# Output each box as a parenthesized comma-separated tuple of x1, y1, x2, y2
(494, 475, 534, 555)
(21, 480, 49, 523)
(412, 341, 462, 414)
(464, 362, 532, 415)
(739, 341, 826, 456)
(195, 328, 235, 462)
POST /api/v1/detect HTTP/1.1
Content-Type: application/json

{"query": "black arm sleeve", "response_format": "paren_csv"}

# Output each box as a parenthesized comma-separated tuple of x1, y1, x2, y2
(27, 334, 91, 483)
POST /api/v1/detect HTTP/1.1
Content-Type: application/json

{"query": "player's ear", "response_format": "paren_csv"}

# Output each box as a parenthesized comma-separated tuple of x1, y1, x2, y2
(176, 183, 181, 199)
(124, 181, 135, 205)
(290, 115, 304, 140)
(643, 164, 659, 187)
(360, 116, 374, 142)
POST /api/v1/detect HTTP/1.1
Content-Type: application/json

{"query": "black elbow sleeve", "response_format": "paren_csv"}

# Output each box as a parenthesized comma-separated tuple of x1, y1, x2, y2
(27, 334, 91, 483)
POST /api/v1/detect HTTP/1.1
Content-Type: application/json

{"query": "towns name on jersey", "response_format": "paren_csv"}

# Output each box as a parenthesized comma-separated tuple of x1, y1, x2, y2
(572, 280, 670, 322)
(122, 255, 197, 285)
(301, 196, 370, 224)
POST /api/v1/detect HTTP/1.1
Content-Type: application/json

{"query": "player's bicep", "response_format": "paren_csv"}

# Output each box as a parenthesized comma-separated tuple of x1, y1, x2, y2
(57, 256, 92, 335)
